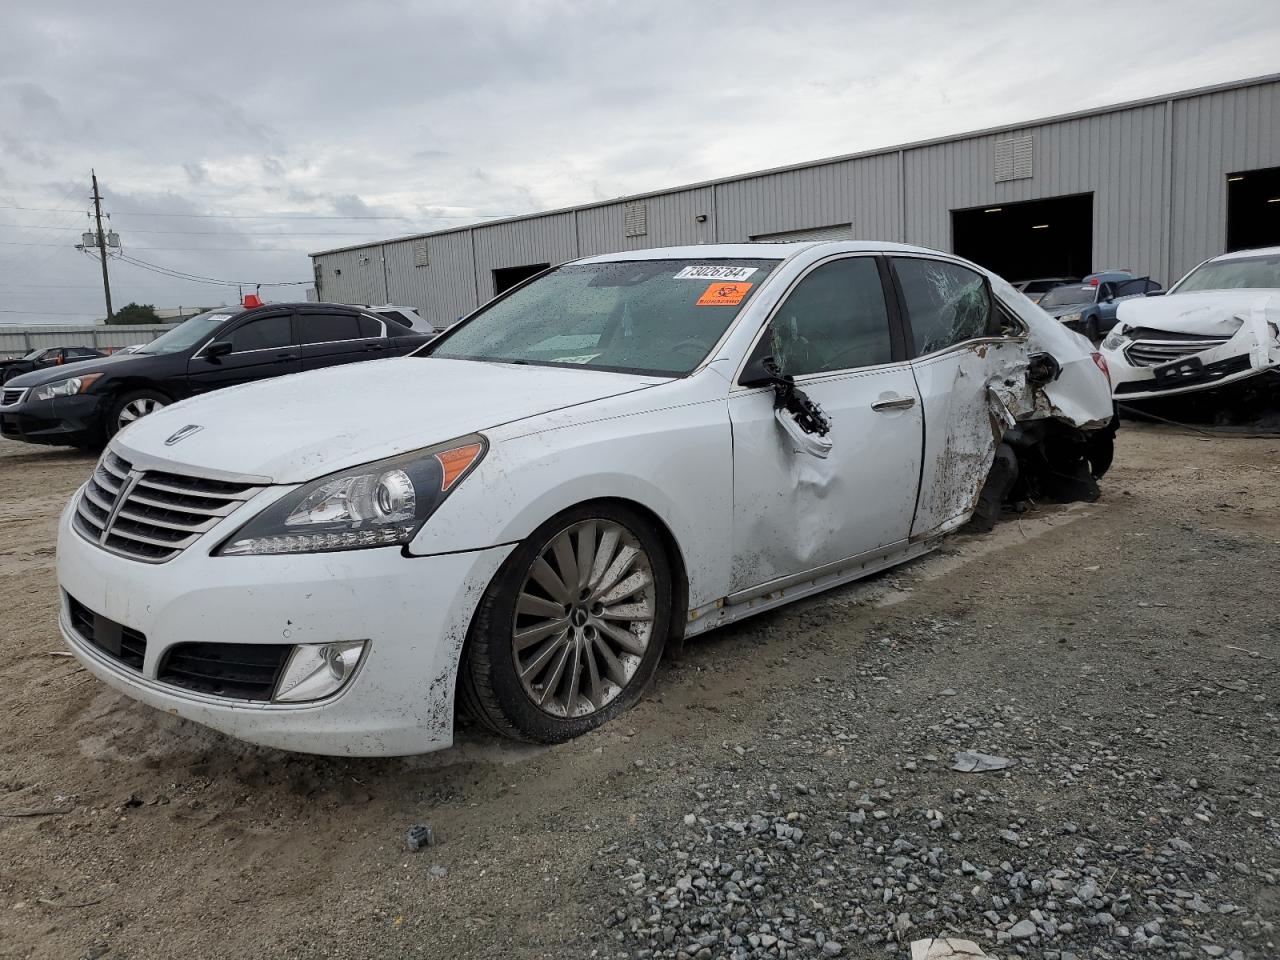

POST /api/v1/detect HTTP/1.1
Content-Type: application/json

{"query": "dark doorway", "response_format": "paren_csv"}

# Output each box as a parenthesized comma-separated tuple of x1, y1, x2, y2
(952, 193, 1093, 283)
(493, 263, 550, 295)
(1226, 166, 1280, 252)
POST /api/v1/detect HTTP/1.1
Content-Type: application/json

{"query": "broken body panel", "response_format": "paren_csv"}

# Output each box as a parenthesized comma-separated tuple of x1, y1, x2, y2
(56, 240, 1114, 755)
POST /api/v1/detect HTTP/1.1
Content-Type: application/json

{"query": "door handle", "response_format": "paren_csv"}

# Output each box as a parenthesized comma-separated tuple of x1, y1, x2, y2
(871, 396, 917, 412)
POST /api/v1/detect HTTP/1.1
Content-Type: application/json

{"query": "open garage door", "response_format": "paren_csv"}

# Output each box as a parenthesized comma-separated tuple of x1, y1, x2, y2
(1227, 166, 1280, 252)
(952, 194, 1092, 284)
(750, 223, 854, 242)
(493, 263, 550, 296)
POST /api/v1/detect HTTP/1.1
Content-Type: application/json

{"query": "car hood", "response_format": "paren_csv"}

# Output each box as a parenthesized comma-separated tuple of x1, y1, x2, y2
(1116, 288, 1280, 336)
(5, 351, 137, 386)
(113, 357, 667, 483)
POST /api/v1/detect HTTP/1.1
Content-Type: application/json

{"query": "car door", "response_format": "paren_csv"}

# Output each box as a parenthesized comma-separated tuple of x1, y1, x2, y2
(296, 308, 389, 371)
(889, 256, 1024, 539)
(727, 255, 924, 595)
(186, 311, 301, 394)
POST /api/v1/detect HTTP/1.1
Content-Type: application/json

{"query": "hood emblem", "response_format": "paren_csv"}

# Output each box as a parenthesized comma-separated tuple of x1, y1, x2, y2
(164, 424, 204, 446)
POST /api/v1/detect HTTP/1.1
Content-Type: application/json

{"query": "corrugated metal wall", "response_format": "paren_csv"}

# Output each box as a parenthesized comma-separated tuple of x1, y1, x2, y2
(1170, 82, 1280, 281)
(312, 77, 1280, 324)
(903, 102, 1169, 280)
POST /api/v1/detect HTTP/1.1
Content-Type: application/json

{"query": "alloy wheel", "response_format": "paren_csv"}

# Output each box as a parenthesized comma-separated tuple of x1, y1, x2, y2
(511, 519, 656, 719)
(118, 397, 165, 429)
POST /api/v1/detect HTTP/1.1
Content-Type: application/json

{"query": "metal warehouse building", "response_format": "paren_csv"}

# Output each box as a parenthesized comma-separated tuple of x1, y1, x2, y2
(311, 73, 1280, 331)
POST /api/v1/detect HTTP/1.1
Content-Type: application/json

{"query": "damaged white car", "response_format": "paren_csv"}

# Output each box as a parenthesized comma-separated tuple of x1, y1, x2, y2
(1101, 246, 1280, 400)
(56, 242, 1114, 756)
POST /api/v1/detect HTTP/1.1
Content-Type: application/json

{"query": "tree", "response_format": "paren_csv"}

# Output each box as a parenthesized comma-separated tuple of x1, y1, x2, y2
(107, 302, 160, 325)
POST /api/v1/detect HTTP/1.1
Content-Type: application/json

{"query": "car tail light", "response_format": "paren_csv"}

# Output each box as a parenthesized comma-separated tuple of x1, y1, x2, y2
(1091, 351, 1110, 379)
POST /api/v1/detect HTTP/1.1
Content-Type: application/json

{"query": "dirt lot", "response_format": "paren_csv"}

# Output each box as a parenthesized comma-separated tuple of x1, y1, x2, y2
(1, 424, 1278, 960)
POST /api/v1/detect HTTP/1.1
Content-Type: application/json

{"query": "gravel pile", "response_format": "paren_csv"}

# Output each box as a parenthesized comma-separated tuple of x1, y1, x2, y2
(585, 618, 1278, 960)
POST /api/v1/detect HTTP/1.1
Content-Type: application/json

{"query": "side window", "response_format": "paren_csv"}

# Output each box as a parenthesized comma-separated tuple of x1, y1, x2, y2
(357, 314, 385, 337)
(298, 313, 362, 345)
(225, 314, 293, 353)
(766, 257, 894, 377)
(893, 258, 994, 356)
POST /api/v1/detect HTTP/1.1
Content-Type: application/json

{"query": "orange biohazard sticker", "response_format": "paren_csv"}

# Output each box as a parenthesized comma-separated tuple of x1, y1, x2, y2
(696, 281, 753, 306)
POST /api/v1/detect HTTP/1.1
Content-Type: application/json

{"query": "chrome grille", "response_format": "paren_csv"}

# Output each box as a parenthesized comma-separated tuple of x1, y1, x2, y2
(74, 451, 264, 563)
(1, 387, 26, 406)
(1124, 337, 1229, 368)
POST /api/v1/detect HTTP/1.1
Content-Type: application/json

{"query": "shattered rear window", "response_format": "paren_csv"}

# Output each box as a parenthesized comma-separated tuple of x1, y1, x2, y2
(894, 258, 993, 355)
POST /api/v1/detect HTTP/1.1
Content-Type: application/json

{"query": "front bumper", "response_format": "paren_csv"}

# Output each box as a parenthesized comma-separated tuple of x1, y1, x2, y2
(0, 393, 106, 446)
(56, 495, 514, 756)
(1103, 326, 1280, 401)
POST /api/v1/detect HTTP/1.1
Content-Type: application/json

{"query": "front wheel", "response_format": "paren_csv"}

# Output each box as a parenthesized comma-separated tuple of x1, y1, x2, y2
(1084, 317, 1099, 341)
(107, 389, 169, 438)
(459, 503, 672, 743)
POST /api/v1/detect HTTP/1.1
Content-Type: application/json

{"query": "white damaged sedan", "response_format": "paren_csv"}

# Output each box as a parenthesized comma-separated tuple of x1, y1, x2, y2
(56, 241, 1114, 755)
(1101, 246, 1280, 400)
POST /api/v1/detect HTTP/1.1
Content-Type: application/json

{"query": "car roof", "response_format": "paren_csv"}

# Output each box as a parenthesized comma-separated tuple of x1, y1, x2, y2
(573, 240, 950, 265)
(1207, 245, 1280, 263)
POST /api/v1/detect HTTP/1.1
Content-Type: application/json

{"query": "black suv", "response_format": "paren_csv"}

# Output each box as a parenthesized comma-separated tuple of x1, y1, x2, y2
(1, 302, 431, 448)
(1, 346, 105, 384)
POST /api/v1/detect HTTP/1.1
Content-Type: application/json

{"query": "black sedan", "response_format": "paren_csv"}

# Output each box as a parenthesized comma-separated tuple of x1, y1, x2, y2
(1, 345, 105, 384)
(1, 302, 431, 448)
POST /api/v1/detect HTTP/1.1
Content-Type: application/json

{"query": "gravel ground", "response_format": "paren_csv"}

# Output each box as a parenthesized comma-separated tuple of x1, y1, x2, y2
(0, 423, 1278, 960)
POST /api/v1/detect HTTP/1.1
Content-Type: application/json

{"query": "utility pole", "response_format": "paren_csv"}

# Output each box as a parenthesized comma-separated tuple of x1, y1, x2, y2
(91, 170, 113, 321)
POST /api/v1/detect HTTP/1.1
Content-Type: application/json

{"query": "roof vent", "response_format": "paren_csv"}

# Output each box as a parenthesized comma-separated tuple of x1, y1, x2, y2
(624, 201, 648, 238)
(994, 136, 1034, 182)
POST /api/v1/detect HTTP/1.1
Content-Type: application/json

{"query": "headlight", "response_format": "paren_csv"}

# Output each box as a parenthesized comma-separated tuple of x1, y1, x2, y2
(218, 435, 486, 556)
(1101, 327, 1129, 351)
(32, 373, 102, 401)
(1058, 312, 1083, 325)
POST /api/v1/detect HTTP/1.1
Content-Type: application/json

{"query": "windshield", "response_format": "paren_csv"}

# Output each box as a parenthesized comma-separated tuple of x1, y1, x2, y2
(1039, 284, 1096, 308)
(1173, 254, 1280, 292)
(21, 348, 44, 360)
(136, 309, 236, 355)
(428, 259, 781, 376)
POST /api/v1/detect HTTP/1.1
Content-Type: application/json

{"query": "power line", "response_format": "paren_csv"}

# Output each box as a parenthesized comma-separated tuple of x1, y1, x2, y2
(111, 251, 311, 287)
(0, 309, 100, 316)
(3, 239, 316, 252)
(0, 223, 395, 237)
(0, 204, 525, 221)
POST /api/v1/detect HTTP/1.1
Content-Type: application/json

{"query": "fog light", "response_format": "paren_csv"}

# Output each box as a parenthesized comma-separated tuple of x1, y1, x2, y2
(273, 641, 366, 703)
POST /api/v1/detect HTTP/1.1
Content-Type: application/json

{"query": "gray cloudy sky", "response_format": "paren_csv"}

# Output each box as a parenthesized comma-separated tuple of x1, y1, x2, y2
(1, 0, 1277, 323)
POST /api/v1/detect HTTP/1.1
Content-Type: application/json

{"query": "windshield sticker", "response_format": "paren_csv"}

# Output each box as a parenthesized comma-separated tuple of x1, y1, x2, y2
(696, 282, 753, 306)
(674, 265, 758, 282)
(205, 314, 233, 322)
(552, 353, 602, 364)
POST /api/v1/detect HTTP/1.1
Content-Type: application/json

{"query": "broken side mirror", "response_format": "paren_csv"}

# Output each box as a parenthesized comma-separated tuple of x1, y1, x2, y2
(1027, 352, 1061, 386)
(739, 352, 776, 388)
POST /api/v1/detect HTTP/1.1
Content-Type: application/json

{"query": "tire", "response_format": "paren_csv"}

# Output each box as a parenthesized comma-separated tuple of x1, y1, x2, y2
(106, 389, 169, 438)
(2, 368, 22, 385)
(1084, 317, 1099, 341)
(459, 502, 672, 743)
